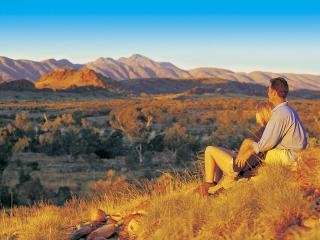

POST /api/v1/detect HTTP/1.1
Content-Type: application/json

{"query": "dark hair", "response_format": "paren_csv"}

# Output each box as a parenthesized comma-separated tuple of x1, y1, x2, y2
(270, 77, 289, 98)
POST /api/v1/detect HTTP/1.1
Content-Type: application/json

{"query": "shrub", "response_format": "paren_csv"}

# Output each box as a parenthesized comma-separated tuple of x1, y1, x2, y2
(15, 112, 32, 132)
(54, 187, 72, 206)
(95, 130, 124, 158)
(147, 134, 165, 152)
(175, 144, 194, 165)
(124, 149, 140, 169)
(164, 123, 188, 151)
(88, 170, 129, 196)
(142, 151, 153, 167)
(0, 186, 11, 207)
(12, 137, 31, 153)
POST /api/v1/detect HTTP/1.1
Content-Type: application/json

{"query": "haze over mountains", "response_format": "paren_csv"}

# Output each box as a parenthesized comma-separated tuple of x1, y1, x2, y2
(1, 54, 320, 90)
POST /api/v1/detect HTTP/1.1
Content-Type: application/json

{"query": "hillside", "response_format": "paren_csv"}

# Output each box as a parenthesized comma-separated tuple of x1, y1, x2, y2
(35, 67, 117, 91)
(0, 147, 319, 240)
(1, 54, 320, 90)
(0, 79, 36, 91)
(0, 95, 319, 239)
(1, 74, 319, 100)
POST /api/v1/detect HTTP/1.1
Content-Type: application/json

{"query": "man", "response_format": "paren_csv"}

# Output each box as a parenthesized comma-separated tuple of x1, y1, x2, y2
(236, 77, 308, 169)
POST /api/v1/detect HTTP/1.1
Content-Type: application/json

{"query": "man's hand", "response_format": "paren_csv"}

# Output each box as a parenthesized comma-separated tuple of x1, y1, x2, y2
(236, 156, 248, 168)
(235, 138, 255, 168)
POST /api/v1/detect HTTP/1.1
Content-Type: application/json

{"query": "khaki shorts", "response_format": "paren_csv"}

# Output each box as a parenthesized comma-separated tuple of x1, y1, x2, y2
(264, 148, 300, 169)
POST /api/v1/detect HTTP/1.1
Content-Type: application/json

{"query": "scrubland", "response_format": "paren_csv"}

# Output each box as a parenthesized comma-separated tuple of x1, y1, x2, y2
(0, 95, 319, 239)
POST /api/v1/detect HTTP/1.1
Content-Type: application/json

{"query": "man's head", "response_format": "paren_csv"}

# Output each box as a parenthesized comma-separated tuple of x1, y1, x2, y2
(268, 77, 289, 104)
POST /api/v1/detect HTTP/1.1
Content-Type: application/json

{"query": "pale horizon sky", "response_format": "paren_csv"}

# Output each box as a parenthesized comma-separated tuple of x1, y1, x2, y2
(1, 0, 320, 75)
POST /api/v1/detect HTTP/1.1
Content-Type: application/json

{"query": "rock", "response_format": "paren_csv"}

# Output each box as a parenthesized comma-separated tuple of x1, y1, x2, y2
(127, 219, 142, 238)
(110, 213, 123, 222)
(70, 225, 94, 240)
(302, 217, 320, 228)
(70, 222, 104, 240)
(86, 224, 117, 240)
(91, 209, 108, 223)
(118, 228, 129, 240)
(118, 212, 145, 239)
(35, 67, 114, 90)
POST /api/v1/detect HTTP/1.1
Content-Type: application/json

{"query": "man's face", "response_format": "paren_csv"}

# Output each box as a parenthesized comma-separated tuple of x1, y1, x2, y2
(267, 85, 274, 102)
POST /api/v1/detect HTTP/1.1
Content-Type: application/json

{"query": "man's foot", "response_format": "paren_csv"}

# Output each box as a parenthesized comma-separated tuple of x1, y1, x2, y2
(194, 182, 217, 196)
(208, 175, 236, 195)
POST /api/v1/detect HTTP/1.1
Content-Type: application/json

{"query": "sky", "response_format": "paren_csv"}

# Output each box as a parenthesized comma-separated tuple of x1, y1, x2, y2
(0, 0, 320, 74)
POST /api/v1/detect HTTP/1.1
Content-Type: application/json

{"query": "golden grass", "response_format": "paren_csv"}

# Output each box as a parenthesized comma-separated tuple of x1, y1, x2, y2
(1, 147, 319, 240)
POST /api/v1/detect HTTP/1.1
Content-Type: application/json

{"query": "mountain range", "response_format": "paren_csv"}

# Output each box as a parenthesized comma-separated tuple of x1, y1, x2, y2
(1, 54, 320, 90)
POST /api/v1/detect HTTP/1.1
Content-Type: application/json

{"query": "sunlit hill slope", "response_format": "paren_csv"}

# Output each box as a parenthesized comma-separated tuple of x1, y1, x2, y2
(1, 147, 319, 240)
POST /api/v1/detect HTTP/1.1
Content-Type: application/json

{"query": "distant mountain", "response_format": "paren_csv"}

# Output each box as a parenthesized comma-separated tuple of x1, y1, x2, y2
(0, 56, 82, 82)
(86, 54, 192, 80)
(113, 78, 320, 99)
(35, 67, 118, 91)
(1, 54, 320, 90)
(189, 69, 320, 90)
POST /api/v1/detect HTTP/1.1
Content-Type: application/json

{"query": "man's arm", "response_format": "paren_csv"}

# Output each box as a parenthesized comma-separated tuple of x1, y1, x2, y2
(252, 113, 286, 154)
(235, 138, 256, 168)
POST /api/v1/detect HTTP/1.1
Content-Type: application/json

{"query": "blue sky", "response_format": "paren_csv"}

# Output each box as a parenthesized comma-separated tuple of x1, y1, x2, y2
(0, 0, 320, 74)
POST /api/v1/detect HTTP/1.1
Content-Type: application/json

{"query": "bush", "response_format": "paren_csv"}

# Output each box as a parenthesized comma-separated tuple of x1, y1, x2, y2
(175, 144, 194, 165)
(15, 112, 32, 132)
(0, 124, 19, 176)
(38, 115, 101, 156)
(54, 187, 72, 206)
(143, 151, 154, 167)
(12, 137, 31, 153)
(88, 170, 129, 196)
(15, 176, 46, 206)
(148, 134, 165, 152)
(0, 186, 12, 207)
(164, 123, 188, 151)
(95, 130, 124, 158)
(125, 149, 140, 169)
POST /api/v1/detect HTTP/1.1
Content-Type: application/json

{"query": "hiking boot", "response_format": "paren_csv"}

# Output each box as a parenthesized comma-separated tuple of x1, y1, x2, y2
(194, 182, 217, 196)
(208, 175, 236, 195)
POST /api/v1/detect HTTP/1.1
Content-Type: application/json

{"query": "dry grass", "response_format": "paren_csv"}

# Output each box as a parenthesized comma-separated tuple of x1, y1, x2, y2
(1, 147, 319, 240)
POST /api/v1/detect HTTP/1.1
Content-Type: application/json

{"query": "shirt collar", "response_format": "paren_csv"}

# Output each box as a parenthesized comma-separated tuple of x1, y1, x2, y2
(272, 101, 288, 112)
